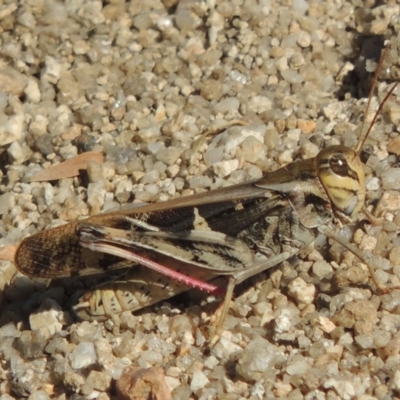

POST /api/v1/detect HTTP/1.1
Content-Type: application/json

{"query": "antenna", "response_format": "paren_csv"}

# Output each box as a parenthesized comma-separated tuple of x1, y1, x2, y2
(355, 45, 398, 154)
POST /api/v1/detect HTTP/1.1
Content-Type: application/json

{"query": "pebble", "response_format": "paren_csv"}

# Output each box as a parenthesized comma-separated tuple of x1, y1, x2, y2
(29, 300, 64, 334)
(211, 335, 242, 360)
(116, 366, 171, 400)
(236, 337, 283, 381)
(334, 299, 377, 335)
(190, 370, 209, 391)
(0, 115, 25, 146)
(24, 79, 41, 103)
(0, 66, 26, 96)
(69, 342, 97, 369)
(240, 136, 265, 163)
(213, 159, 239, 178)
(27, 391, 50, 400)
(287, 277, 316, 305)
(86, 370, 112, 392)
(13, 330, 49, 359)
(0, 192, 15, 215)
(381, 168, 400, 190)
(7, 142, 32, 164)
(312, 259, 333, 278)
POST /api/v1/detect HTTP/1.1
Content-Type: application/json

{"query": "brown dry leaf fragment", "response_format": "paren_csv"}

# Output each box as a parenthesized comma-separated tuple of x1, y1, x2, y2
(116, 366, 172, 400)
(0, 244, 16, 261)
(29, 152, 103, 182)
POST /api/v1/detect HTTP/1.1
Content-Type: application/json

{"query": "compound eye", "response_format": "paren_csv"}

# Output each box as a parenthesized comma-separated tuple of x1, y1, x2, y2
(329, 153, 354, 179)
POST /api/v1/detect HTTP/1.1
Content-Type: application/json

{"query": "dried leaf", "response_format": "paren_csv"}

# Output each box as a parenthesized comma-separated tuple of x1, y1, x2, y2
(29, 152, 103, 182)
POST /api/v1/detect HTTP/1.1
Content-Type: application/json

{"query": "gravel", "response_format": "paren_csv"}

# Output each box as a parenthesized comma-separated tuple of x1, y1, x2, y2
(1, 0, 400, 399)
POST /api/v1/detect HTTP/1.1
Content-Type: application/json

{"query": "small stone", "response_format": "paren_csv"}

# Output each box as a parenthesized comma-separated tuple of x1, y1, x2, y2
(358, 234, 377, 252)
(73, 40, 90, 55)
(264, 128, 280, 149)
(203, 147, 224, 166)
(211, 336, 242, 359)
(236, 336, 283, 381)
(44, 336, 68, 356)
(7, 141, 32, 164)
(297, 30, 311, 47)
(189, 175, 212, 189)
(200, 79, 223, 101)
(13, 330, 49, 359)
(297, 119, 316, 134)
(333, 266, 369, 289)
(1, 395, 16, 400)
(389, 370, 400, 392)
(42, 56, 61, 84)
(29, 299, 65, 334)
(274, 304, 300, 334)
(381, 291, 400, 315)
(213, 159, 239, 177)
(382, 168, 400, 190)
(0, 322, 19, 338)
(312, 260, 333, 278)
(24, 79, 41, 103)
(0, 192, 15, 215)
(156, 147, 183, 165)
(0, 66, 26, 95)
(30, 115, 49, 136)
(138, 349, 163, 365)
(324, 377, 357, 399)
(247, 95, 272, 114)
(355, 333, 374, 349)
(381, 336, 400, 358)
(190, 370, 209, 391)
(140, 170, 160, 184)
(373, 329, 391, 348)
(240, 136, 265, 163)
(277, 149, 293, 164)
(287, 277, 316, 304)
(204, 356, 219, 370)
(166, 164, 179, 178)
(213, 97, 240, 115)
(281, 69, 304, 84)
(116, 366, 171, 400)
(86, 370, 112, 392)
(366, 177, 380, 191)
(161, 0, 179, 8)
(286, 357, 310, 375)
(323, 101, 347, 121)
(86, 161, 105, 183)
(0, 115, 25, 146)
(387, 136, 400, 155)
(317, 316, 336, 333)
(333, 299, 377, 334)
(17, 10, 36, 29)
(389, 246, 400, 264)
(69, 342, 96, 369)
(27, 390, 50, 400)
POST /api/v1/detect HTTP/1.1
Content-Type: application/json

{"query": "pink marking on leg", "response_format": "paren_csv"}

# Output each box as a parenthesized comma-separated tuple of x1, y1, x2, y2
(82, 241, 225, 297)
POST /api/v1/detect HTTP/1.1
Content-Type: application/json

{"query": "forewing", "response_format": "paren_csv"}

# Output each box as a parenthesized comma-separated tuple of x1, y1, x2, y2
(77, 224, 255, 274)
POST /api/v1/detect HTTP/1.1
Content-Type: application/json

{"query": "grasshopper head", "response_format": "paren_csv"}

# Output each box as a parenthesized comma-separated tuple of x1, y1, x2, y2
(316, 145, 366, 219)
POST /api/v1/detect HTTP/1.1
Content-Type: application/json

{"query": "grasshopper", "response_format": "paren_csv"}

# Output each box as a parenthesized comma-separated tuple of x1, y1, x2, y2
(14, 48, 399, 330)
